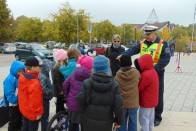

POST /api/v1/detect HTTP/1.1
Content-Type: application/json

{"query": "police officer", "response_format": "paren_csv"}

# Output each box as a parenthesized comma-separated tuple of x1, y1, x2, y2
(117, 25, 170, 126)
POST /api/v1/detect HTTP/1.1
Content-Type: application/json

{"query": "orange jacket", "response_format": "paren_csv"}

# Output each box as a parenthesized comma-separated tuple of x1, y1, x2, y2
(18, 71, 43, 121)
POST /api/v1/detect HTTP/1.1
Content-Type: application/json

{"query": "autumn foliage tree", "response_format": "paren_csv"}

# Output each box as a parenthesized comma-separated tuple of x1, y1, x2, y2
(171, 25, 190, 52)
(15, 17, 43, 42)
(0, 0, 13, 41)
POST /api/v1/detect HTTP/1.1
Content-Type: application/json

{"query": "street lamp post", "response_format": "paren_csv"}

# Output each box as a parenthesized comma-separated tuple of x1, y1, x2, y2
(88, 23, 92, 47)
(77, 14, 79, 43)
(191, 4, 196, 52)
(124, 26, 126, 44)
(135, 28, 137, 42)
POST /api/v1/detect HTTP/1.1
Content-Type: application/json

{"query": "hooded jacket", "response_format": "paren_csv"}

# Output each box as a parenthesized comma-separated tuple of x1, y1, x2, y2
(18, 71, 43, 121)
(3, 61, 25, 107)
(136, 54, 159, 108)
(115, 67, 141, 108)
(77, 73, 124, 131)
(63, 67, 91, 112)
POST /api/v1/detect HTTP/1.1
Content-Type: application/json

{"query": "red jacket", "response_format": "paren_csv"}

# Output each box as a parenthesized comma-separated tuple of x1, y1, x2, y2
(138, 54, 159, 108)
(18, 71, 43, 120)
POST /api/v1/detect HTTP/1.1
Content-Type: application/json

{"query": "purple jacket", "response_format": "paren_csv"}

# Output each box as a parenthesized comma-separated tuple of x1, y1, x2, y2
(63, 67, 91, 112)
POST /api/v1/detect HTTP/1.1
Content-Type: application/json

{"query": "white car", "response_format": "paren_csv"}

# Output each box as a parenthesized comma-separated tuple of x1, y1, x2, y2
(0, 42, 16, 54)
(107, 44, 128, 50)
(68, 43, 90, 54)
(121, 45, 129, 50)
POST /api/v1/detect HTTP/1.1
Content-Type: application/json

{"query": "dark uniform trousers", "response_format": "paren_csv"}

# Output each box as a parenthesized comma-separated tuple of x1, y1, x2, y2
(155, 69, 164, 122)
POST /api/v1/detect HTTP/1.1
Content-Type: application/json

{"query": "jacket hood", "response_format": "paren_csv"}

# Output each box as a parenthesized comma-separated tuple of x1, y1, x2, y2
(138, 54, 154, 71)
(117, 67, 138, 80)
(74, 67, 91, 81)
(10, 61, 26, 77)
(41, 59, 55, 75)
(20, 71, 39, 90)
(90, 73, 113, 92)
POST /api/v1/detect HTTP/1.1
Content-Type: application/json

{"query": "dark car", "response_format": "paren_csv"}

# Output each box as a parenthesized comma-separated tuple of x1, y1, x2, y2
(15, 43, 53, 61)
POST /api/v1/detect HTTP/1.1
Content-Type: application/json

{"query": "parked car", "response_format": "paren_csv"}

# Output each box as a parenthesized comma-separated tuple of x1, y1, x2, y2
(0, 42, 16, 54)
(15, 42, 27, 49)
(121, 45, 129, 50)
(107, 44, 128, 50)
(91, 44, 108, 55)
(15, 43, 53, 61)
(53, 42, 66, 48)
(68, 43, 90, 54)
(44, 41, 56, 49)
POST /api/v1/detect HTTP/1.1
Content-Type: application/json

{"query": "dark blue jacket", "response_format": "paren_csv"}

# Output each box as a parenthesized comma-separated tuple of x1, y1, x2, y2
(39, 59, 55, 100)
(122, 36, 170, 71)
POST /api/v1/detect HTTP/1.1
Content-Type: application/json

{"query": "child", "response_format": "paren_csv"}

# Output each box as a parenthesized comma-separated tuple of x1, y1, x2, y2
(63, 55, 93, 131)
(115, 55, 141, 131)
(3, 61, 25, 131)
(134, 54, 159, 131)
(39, 59, 55, 131)
(52, 49, 68, 113)
(18, 56, 44, 131)
(59, 48, 81, 79)
(77, 55, 124, 131)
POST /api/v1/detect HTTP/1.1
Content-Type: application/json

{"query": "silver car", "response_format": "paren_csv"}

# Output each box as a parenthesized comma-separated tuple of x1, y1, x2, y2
(0, 42, 17, 54)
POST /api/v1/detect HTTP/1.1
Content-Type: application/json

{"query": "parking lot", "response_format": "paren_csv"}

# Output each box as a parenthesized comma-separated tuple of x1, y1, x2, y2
(0, 54, 15, 67)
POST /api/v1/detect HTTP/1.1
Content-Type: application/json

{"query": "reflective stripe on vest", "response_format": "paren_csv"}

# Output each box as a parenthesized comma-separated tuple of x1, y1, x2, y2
(140, 39, 163, 65)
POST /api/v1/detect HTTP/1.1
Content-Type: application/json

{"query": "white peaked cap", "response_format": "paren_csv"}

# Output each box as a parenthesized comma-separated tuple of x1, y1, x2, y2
(143, 25, 158, 31)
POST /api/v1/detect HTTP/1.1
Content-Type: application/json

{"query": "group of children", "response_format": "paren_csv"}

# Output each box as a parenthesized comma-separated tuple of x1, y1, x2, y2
(2, 39, 159, 131)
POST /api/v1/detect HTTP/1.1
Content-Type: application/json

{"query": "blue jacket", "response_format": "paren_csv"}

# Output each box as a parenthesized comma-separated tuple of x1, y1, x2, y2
(122, 36, 170, 71)
(3, 61, 25, 106)
(59, 59, 77, 80)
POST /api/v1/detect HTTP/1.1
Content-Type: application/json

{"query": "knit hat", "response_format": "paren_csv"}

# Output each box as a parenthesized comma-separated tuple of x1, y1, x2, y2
(25, 56, 43, 67)
(93, 55, 109, 73)
(77, 55, 93, 70)
(120, 55, 132, 67)
(55, 49, 67, 62)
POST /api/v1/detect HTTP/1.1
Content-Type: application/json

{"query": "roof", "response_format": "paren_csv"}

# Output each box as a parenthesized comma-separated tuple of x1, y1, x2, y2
(147, 21, 170, 30)
(130, 24, 144, 29)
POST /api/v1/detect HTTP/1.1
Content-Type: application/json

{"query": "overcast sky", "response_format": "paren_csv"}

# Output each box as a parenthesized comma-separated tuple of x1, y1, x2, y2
(6, 0, 196, 26)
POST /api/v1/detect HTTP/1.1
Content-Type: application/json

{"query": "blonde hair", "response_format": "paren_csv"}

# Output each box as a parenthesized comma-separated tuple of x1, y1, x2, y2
(112, 34, 121, 40)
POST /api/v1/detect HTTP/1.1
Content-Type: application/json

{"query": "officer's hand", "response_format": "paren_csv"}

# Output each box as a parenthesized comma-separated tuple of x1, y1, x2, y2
(116, 55, 122, 61)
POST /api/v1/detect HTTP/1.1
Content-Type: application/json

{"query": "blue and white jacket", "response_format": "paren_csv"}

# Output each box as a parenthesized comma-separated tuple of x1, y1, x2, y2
(3, 61, 25, 107)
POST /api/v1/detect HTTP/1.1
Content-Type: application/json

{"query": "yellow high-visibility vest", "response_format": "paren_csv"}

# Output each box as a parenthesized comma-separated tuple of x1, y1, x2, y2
(140, 39, 163, 65)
